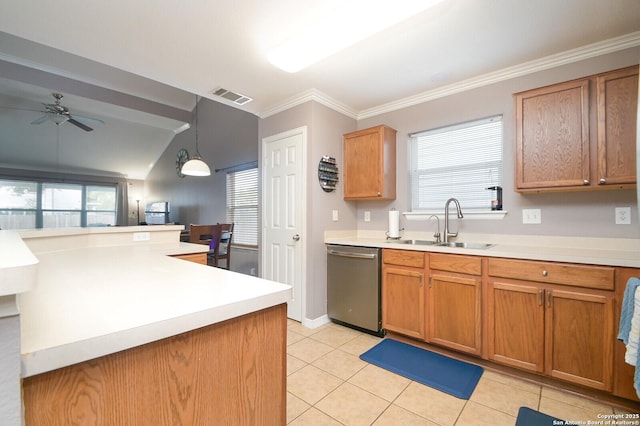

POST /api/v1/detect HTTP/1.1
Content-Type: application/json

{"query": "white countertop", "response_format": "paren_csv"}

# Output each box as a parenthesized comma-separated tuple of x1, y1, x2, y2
(0, 231, 39, 296)
(16, 238, 291, 377)
(325, 230, 640, 268)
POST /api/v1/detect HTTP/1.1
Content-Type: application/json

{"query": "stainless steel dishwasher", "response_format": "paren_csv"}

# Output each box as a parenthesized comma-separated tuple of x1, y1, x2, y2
(326, 245, 383, 336)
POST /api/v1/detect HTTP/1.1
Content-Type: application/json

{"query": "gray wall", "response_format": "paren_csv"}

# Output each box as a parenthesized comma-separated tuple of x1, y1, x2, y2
(260, 102, 357, 320)
(146, 97, 259, 227)
(357, 47, 640, 239)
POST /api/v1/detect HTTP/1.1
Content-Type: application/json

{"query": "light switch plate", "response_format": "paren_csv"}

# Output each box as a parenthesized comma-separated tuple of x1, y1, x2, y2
(332, 210, 339, 221)
(522, 209, 541, 224)
(615, 207, 631, 225)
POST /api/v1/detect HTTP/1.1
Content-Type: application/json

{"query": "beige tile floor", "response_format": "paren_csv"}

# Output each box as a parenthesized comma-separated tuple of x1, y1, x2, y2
(286, 320, 634, 425)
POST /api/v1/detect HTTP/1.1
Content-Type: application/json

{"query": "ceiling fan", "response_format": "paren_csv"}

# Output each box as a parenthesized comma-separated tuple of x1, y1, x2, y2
(30, 93, 104, 132)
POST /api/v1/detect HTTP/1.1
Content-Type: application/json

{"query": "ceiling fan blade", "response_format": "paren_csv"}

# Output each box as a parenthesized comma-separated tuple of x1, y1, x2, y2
(67, 118, 94, 132)
(0, 106, 42, 113)
(70, 114, 104, 125)
(31, 115, 50, 125)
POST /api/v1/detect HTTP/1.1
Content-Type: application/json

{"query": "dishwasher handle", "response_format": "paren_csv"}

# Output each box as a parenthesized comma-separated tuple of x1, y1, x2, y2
(327, 249, 377, 259)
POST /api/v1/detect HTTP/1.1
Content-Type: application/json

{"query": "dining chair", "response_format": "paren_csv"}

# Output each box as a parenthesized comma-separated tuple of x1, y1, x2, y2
(189, 224, 217, 246)
(209, 223, 234, 269)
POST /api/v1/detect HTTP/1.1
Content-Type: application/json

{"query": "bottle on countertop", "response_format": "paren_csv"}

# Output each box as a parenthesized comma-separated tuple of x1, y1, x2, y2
(486, 186, 502, 211)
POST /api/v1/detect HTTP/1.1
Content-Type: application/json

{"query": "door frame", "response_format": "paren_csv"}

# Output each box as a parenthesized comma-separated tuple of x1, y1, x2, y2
(260, 126, 307, 322)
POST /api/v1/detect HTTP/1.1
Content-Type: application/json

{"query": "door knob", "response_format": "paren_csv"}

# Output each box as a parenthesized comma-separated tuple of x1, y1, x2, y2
(292, 234, 300, 241)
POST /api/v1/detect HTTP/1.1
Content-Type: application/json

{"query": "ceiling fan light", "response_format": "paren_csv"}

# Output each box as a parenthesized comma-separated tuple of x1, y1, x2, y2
(50, 114, 69, 125)
(181, 156, 211, 176)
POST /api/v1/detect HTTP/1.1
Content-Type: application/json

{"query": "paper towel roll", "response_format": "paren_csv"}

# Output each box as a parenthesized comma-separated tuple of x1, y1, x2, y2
(388, 209, 400, 238)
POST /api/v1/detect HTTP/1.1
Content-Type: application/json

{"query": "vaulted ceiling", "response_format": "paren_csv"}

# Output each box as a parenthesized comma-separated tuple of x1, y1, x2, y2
(0, 0, 638, 179)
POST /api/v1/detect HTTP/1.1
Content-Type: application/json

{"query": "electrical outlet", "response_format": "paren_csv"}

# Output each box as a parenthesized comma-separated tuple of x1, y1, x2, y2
(615, 207, 631, 225)
(364, 211, 371, 222)
(133, 232, 150, 241)
(522, 209, 541, 224)
(332, 210, 339, 221)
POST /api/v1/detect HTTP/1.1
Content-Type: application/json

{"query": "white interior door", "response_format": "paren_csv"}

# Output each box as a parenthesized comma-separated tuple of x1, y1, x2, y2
(261, 127, 306, 321)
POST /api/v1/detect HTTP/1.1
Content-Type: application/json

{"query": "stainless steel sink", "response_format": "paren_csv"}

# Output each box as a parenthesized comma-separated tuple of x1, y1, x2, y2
(437, 242, 494, 249)
(388, 240, 494, 249)
(390, 239, 439, 246)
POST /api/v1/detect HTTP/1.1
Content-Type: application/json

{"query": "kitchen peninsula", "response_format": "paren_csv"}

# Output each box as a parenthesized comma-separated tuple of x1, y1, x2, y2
(1, 226, 291, 425)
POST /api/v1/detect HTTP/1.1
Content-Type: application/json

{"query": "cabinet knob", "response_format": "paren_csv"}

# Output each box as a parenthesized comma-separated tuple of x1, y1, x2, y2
(542, 270, 548, 277)
(599, 178, 606, 184)
(583, 179, 590, 185)
(377, 192, 381, 196)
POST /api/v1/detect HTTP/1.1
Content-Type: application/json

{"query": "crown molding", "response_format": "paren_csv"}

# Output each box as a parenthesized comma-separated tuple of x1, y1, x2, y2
(259, 31, 640, 120)
(259, 88, 358, 119)
(358, 31, 640, 119)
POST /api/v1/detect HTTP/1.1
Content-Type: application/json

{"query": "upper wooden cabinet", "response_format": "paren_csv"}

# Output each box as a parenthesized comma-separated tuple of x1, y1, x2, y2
(516, 78, 590, 190)
(596, 66, 639, 186)
(515, 65, 638, 192)
(343, 125, 396, 200)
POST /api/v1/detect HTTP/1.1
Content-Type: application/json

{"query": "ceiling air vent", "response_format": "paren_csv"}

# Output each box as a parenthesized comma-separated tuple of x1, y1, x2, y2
(211, 87, 253, 106)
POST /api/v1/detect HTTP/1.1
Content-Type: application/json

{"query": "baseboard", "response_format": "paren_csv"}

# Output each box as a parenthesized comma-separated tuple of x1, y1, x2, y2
(302, 314, 330, 329)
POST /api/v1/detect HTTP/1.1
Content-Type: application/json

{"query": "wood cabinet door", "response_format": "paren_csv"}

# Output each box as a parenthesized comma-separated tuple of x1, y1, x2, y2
(343, 125, 396, 200)
(545, 289, 614, 391)
(344, 129, 382, 198)
(515, 79, 590, 190)
(428, 273, 482, 355)
(486, 281, 545, 373)
(382, 266, 425, 339)
(596, 66, 638, 186)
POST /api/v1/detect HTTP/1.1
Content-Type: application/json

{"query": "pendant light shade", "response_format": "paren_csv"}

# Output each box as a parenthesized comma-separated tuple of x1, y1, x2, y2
(181, 155, 210, 176)
(181, 95, 211, 177)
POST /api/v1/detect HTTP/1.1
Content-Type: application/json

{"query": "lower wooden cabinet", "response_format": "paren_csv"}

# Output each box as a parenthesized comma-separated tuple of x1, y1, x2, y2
(171, 252, 207, 265)
(381, 249, 623, 396)
(546, 288, 613, 390)
(428, 254, 482, 355)
(382, 250, 425, 340)
(486, 282, 545, 372)
(486, 278, 614, 391)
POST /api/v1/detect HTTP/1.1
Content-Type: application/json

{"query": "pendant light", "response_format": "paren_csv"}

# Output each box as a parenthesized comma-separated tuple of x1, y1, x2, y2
(181, 95, 211, 176)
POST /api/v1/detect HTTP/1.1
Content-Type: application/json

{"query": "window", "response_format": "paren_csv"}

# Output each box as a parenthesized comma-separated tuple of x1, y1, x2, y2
(0, 179, 117, 230)
(226, 168, 258, 246)
(0, 180, 37, 229)
(410, 116, 503, 211)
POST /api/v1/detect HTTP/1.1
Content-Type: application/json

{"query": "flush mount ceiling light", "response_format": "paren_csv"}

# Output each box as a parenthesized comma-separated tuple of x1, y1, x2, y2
(181, 95, 211, 177)
(267, 0, 445, 73)
(49, 113, 69, 125)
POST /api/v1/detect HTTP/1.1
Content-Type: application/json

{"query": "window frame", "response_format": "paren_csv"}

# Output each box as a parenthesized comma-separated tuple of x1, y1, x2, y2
(0, 178, 118, 230)
(226, 167, 259, 248)
(409, 115, 504, 214)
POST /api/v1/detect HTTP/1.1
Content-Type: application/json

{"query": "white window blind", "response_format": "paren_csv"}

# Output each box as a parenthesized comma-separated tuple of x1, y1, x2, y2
(410, 116, 503, 211)
(226, 167, 258, 246)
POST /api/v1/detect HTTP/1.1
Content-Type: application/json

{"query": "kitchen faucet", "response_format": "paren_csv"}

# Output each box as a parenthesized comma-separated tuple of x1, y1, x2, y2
(443, 198, 464, 243)
(428, 215, 441, 243)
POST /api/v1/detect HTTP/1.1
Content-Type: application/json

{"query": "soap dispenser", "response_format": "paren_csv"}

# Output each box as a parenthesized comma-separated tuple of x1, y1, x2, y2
(486, 186, 502, 211)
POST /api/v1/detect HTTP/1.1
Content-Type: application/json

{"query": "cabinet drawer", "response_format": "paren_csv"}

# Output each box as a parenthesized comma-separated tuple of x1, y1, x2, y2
(488, 258, 614, 290)
(430, 253, 482, 275)
(383, 249, 425, 268)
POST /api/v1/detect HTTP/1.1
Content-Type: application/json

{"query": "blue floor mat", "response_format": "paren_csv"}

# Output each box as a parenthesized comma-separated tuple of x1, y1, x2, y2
(359, 339, 483, 399)
(516, 407, 563, 425)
